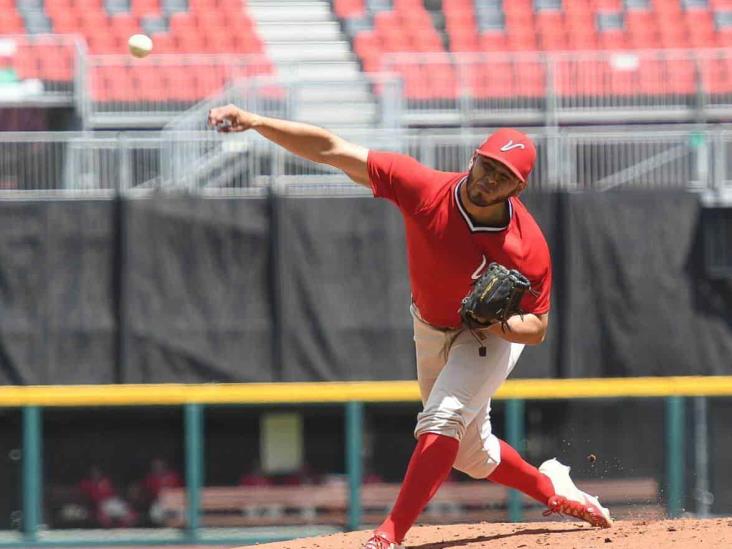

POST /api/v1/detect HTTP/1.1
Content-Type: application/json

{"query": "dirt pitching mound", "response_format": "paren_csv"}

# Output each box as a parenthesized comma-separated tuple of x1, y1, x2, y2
(242, 518, 732, 549)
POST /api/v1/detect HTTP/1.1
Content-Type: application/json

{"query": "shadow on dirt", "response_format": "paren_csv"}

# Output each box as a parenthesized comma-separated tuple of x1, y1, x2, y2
(411, 526, 585, 548)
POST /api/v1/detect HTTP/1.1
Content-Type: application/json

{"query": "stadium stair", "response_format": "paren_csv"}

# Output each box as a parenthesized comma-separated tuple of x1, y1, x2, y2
(246, 0, 380, 126)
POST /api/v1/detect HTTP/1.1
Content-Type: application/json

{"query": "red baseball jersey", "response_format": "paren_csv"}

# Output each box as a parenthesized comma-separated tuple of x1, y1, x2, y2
(367, 150, 552, 329)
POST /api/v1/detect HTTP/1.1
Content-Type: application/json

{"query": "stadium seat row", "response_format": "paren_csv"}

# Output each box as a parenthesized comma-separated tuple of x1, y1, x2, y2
(388, 57, 732, 99)
(88, 62, 275, 102)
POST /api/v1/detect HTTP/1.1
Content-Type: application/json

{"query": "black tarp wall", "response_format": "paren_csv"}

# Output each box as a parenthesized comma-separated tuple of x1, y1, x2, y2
(0, 191, 729, 384)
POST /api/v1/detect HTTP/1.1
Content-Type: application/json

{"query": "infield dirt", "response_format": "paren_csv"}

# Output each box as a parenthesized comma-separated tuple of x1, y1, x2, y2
(242, 518, 732, 549)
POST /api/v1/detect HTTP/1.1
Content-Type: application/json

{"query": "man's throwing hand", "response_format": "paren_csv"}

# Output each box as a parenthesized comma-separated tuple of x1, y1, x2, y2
(208, 104, 258, 133)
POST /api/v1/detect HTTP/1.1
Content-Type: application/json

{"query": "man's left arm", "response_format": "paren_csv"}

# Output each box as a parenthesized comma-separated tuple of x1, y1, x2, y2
(484, 313, 549, 345)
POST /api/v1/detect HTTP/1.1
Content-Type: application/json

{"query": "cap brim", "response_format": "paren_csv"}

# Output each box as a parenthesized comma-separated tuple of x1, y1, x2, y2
(475, 150, 526, 184)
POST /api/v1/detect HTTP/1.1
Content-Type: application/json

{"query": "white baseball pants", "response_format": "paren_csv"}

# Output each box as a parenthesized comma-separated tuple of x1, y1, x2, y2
(411, 305, 525, 479)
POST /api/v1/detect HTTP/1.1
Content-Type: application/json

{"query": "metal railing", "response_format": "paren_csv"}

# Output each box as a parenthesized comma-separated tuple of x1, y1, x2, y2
(382, 49, 732, 126)
(80, 54, 274, 129)
(1, 126, 731, 195)
(161, 74, 402, 190)
(0, 34, 84, 108)
(2, 376, 729, 546)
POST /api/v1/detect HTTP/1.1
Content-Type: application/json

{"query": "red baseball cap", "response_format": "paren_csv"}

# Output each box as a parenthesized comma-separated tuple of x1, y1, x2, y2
(475, 128, 536, 184)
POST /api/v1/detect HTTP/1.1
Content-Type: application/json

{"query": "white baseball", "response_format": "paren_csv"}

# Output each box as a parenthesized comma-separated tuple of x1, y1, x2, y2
(128, 34, 153, 58)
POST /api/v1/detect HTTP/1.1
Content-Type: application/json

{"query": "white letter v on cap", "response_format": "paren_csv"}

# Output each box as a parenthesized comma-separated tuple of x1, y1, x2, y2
(500, 140, 526, 152)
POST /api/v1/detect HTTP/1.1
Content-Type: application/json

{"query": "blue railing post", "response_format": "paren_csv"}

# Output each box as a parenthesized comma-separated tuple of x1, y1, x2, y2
(184, 403, 204, 540)
(22, 406, 42, 541)
(345, 401, 364, 531)
(505, 399, 525, 522)
(665, 396, 685, 518)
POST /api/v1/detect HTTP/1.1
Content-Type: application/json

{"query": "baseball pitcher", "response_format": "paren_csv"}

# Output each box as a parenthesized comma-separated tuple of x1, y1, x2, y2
(208, 106, 612, 549)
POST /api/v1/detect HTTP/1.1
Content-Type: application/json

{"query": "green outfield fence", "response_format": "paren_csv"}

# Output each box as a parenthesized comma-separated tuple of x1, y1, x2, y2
(2, 376, 732, 547)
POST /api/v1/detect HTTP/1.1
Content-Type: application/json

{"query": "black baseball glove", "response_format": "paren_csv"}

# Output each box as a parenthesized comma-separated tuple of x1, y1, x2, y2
(459, 262, 533, 329)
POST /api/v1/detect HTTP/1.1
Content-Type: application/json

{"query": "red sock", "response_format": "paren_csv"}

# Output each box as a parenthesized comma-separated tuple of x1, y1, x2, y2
(377, 433, 459, 544)
(488, 439, 555, 505)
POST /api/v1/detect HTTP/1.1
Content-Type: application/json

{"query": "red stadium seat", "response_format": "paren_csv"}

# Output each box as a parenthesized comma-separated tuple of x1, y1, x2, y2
(174, 32, 206, 52)
(333, 0, 366, 18)
(479, 32, 507, 51)
(79, 12, 110, 32)
(157, 65, 195, 101)
(540, 31, 568, 50)
(45, 0, 74, 15)
(39, 50, 74, 81)
(554, 59, 609, 97)
(11, 46, 42, 79)
(658, 23, 689, 48)
(131, 0, 160, 17)
(535, 10, 564, 32)
(665, 59, 696, 94)
(598, 30, 628, 50)
(628, 28, 659, 49)
(106, 72, 137, 102)
(89, 69, 108, 101)
(720, 27, 732, 46)
(51, 13, 81, 33)
(169, 12, 196, 35)
(0, 12, 24, 33)
(149, 33, 175, 53)
(626, 10, 656, 29)
(594, 0, 623, 10)
(567, 29, 598, 50)
(195, 67, 228, 97)
(194, 10, 225, 31)
(109, 13, 139, 35)
(698, 57, 732, 94)
(515, 61, 546, 97)
(75, 0, 103, 11)
(504, 11, 534, 30)
(428, 64, 458, 98)
(232, 33, 264, 54)
(87, 34, 121, 54)
(450, 34, 479, 51)
(130, 64, 167, 101)
(507, 29, 538, 51)
(637, 59, 665, 95)
(462, 61, 514, 99)
(204, 33, 237, 53)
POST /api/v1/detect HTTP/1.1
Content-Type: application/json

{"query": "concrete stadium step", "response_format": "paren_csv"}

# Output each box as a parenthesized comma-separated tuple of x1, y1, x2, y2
(266, 42, 354, 63)
(256, 22, 343, 42)
(247, 0, 379, 127)
(278, 62, 364, 80)
(295, 103, 378, 126)
(247, 2, 333, 23)
(292, 82, 373, 103)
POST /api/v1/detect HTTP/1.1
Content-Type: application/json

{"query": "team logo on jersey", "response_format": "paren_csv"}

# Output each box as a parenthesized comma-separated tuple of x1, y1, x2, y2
(500, 140, 526, 152)
(471, 255, 487, 280)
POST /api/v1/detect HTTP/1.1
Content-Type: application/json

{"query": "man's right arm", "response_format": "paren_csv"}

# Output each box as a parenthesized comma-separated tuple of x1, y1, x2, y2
(208, 104, 370, 187)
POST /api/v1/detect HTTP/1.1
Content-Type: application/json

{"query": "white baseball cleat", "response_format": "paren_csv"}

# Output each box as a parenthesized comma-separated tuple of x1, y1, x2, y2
(362, 533, 405, 549)
(539, 458, 613, 528)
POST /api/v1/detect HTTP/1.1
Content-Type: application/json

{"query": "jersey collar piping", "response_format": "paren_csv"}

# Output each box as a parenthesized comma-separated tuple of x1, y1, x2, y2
(455, 177, 513, 233)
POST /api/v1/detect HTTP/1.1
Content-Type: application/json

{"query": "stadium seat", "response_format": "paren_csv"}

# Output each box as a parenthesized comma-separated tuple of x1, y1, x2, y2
(87, 34, 121, 54)
(698, 57, 731, 93)
(131, 0, 161, 17)
(0, 12, 25, 33)
(598, 30, 628, 49)
(515, 61, 546, 97)
(553, 59, 603, 97)
(11, 45, 42, 79)
(665, 59, 697, 94)
(479, 31, 507, 51)
(333, 0, 365, 18)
